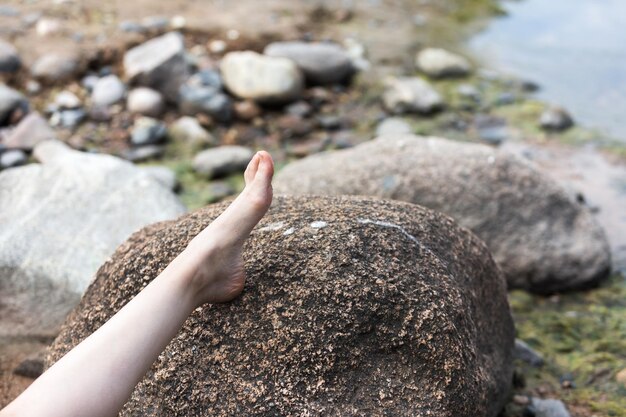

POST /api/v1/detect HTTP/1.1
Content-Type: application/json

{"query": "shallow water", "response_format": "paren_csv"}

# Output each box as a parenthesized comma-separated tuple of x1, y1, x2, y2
(469, 0, 626, 141)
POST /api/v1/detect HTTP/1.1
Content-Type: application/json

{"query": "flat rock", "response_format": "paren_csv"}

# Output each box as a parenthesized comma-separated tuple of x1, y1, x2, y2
(0, 140, 186, 337)
(0, 84, 28, 127)
(192, 145, 254, 179)
(31, 53, 80, 84)
(382, 77, 443, 114)
(92, 75, 126, 107)
(416, 48, 471, 78)
(123, 32, 189, 102)
(264, 41, 354, 85)
(274, 135, 611, 293)
(127, 87, 165, 117)
(47, 195, 514, 417)
(0, 39, 21, 73)
(221, 51, 303, 103)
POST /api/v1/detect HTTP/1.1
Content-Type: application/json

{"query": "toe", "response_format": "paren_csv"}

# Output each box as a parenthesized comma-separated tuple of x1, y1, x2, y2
(244, 152, 261, 185)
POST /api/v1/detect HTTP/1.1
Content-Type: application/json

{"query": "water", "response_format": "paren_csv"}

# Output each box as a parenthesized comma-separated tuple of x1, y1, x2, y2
(469, 0, 626, 141)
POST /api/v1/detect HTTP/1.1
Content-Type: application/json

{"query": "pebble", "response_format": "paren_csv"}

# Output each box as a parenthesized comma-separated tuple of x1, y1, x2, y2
(92, 75, 126, 107)
(54, 108, 87, 129)
(514, 339, 545, 367)
(540, 107, 574, 131)
(528, 398, 570, 417)
(3, 112, 55, 149)
(141, 15, 169, 32)
(233, 100, 261, 121)
(0, 149, 27, 169)
(81, 74, 99, 92)
(0, 39, 21, 73)
(187, 69, 223, 89)
(54, 90, 81, 109)
(127, 87, 165, 117)
(376, 117, 412, 136)
(12, 358, 44, 379)
(277, 115, 315, 138)
(119, 21, 144, 34)
(264, 41, 354, 85)
(382, 77, 443, 114)
(457, 84, 480, 101)
(178, 84, 232, 123)
(494, 92, 516, 106)
(122, 145, 165, 162)
(317, 114, 343, 130)
(36, 18, 62, 36)
(25, 80, 41, 95)
(31, 53, 80, 84)
(0, 84, 29, 127)
(416, 48, 471, 78)
(285, 101, 313, 118)
(140, 165, 178, 191)
(220, 51, 303, 103)
(475, 115, 509, 145)
(131, 117, 167, 146)
(208, 40, 227, 54)
(192, 146, 254, 179)
(168, 116, 216, 147)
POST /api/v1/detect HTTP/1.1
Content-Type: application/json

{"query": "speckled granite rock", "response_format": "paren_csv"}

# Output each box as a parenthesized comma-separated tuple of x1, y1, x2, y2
(47, 196, 514, 417)
(274, 135, 611, 294)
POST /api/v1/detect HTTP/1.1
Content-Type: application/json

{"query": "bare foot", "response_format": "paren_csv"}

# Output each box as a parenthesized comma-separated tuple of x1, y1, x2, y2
(183, 151, 274, 306)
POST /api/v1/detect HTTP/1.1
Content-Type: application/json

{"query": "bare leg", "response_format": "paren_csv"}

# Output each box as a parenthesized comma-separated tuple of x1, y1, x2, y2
(0, 151, 274, 417)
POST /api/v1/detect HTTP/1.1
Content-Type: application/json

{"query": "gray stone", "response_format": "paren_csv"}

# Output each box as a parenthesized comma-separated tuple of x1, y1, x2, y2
(264, 41, 354, 85)
(139, 165, 178, 191)
(0, 140, 186, 337)
(0, 149, 27, 169)
(52, 108, 86, 129)
(475, 115, 509, 145)
(514, 339, 544, 367)
(192, 145, 254, 179)
(187, 69, 222, 89)
(221, 51, 303, 103)
(127, 87, 165, 117)
(131, 117, 167, 146)
(0, 84, 28, 127)
(47, 195, 514, 417)
(123, 32, 189, 102)
(416, 48, 471, 78)
(177, 84, 232, 123)
(376, 117, 412, 136)
(275, 135, 611, 294)
(81, 74, 99, 92)
(0, 39, 20, 73)
(168, 116, 216, 147)
(119, 20, 144, 34)
(3, 112, 55, 149)
(540, 107, 574, 131)
(92, 75, 126, 107)
(122, 145, 165, 162)
(54, 90, 81, 109)
(457, 84, 480, 100)
(31, 53, 80, 84)
(382, 77, 443, 114)
(529, 398, 570, 417)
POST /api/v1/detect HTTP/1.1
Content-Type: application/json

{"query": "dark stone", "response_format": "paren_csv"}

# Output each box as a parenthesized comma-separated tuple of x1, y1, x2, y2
(130, 118, 167, 146)
(0, 84, 29, 127)
(122, 145, 165, 162)
(178, 84, 233, 123)
(13, 358, 44, 379)
(514, 339, 544, 367)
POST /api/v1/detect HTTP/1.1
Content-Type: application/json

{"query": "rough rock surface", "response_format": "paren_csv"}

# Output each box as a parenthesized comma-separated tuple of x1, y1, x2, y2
(382, 77, 443, 114)
(264, 41, 354, 85)
(221, 51, 303, 103)
(47, 196, 514, 417)
(274, 135, 611, 293)
(0, 140, 186, 337)
(416, 48, 471, 78)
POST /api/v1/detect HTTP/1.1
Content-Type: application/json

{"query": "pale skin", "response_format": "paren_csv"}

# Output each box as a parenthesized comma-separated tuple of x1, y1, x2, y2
(1, 151, 275, 417)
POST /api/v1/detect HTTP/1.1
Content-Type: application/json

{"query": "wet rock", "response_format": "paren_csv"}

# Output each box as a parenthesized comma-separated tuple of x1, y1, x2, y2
(92, 75, 126, 107)
(192, 145, 254, 178)
(0, 84, 28, 127)
(264, 41, 354, 85)
(47, 196, 514, 417)
(0, 39, 20, 73)
(275, 135, 611, 293)
(376, 117, 412, 136)
(13, 358, 44, 379)
(0, 149, 27, 169)
(177, 84, 232, 123)
(528, 398, 570, 417)
(416, 48, 471, 78)
(54, 90, 81, 109)
(31, 53, 80, 84)
(127, 87, 165, 117)
(131, 117, 167, 146)
(221, 51, 303, 103)
(514, 339, 544, 367)
(124, 32, 189, 102)
(122, 145, 165, 162)
(382, 77, 443, 114)
(233, 100, 261, 121)
(539, 107, 574, 131)
(168, 116, 216, 147)
(140, 165, 178, 191)
(0, 140, 185, 337)
(3, 112, 55, 149)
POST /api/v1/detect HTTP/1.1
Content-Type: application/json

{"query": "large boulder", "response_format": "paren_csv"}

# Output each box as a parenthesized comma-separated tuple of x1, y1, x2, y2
(0, 141, 186, 337)
(47, 196, 514, 417)
(274, 135, 611, 293)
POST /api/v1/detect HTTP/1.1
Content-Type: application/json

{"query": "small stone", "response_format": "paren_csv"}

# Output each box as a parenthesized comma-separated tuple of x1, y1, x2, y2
(12, 358, 44, 379)
(92, 75, 126, 107)
(168, 116, 216, 147)
(208, 40, 227, 54)
(457, 84, 480, 101)
(416, 48, 471, 78)
(122, 145, 165, 162)
(514, 339, 544, 367)
(141, 16, 169, 32)
(4, 112, 55, 149)
(233, 100, 261, 121)
(220, 51, 303, 103)
(382, 77, 443, 114)
(529, 398, 570, 417)
(36, 18, 62, 36)
(170, 15, 186, 30)
(494, 92, 516, 106)
(22, 12, 41, 26)
(54, 90, 81, 109)
(192, 146, 254, 179)
(207, 181, 236, 202)
(119, 20, 144, 33)
(140, 165, 178, 191)
(277, 115, 315, 138)
(539, 107, 574, 131)
(127, 88, 165, 117)
(88, 106, 112, 122)
(0, 39, 21, 73)
(81, 74, 99, 92)
(178, 84, 232, 123)
(285, 101, 313, 118)
(316, 115, 343, 130)
(31, 53, 80, 84)
(187, 69, 223, 89)
(52, 109, 86, 129)
(0, 149, 27, 169)
(513, 395, 530, 406)
(25, 80, 41, 95)
(616, 367, 626, 384)
(0, 84, 29, 127)
(475, 115, 509, 145)
(376, 117, 412, 136)
(131, 117, 167, 146)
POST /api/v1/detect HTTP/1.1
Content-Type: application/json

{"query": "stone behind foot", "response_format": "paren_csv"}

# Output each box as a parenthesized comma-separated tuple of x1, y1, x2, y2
(47, 196, 514, 417)
(274, 135, 611, 294)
